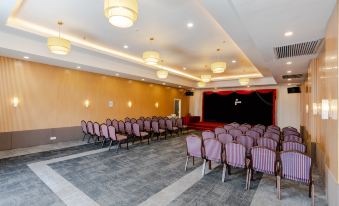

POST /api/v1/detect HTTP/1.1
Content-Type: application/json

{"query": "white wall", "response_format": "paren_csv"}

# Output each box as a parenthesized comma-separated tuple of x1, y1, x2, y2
(189, 85, 301, 129)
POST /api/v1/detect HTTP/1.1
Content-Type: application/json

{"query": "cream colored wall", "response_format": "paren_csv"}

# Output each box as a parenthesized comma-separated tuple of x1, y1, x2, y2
(0, 56, 189, 132)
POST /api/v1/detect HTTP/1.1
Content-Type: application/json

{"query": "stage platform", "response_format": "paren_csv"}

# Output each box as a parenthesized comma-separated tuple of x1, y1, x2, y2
(188, 121, 224, 131)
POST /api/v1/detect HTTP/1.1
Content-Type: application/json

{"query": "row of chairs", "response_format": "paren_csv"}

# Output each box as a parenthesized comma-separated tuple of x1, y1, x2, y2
(185, 134, 314, 204)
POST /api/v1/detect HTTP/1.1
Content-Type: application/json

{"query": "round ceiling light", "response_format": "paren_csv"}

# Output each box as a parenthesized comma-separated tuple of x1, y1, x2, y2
(156, 70, 168, 79)
(201, 75, 212, 83)
(211, 61, 226, 73)
(47, 21, 71, 55)
(197, 81, 206, 88)
(143, 51, 160, 65)
(104, 0, 138, 28)
(239, 78, 250, 86)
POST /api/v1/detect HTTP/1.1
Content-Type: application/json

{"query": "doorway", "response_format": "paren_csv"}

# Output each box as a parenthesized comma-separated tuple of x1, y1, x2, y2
(174, 99, 181, 117)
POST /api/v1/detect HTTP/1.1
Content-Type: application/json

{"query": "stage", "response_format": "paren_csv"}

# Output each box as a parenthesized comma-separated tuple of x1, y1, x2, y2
(188, 121, 224, 131)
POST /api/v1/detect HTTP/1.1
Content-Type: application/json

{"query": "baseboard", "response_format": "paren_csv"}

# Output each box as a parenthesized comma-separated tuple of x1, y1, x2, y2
(0, 126, 82, 151)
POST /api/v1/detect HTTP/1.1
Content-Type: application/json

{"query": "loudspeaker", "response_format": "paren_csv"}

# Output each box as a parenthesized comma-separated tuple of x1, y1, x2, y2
(185, 91, 194, 96)
(287, 87, 301, 93)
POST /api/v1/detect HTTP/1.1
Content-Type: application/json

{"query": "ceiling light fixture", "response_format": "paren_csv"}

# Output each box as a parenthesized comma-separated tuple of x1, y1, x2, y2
(104, 0, 138, 28)
(284, 31, 293, 37)
(232, 60, 236, 63)
(187, 22, 194, 28)
(156, 70, 168, 79)
(23, 56, 30, 59)
(197, 81, 206, 88)
(183, 67, 187, 70)
(141, 78, 145, 81)
(286, 61, 292, 65)
(143, 37, 160, 65)
(287, 70, 292, 74)
(239, 78, 250, 86)
(201, 74, 212, 83)
(115, 73, 119, 76)
(287, 78, 292, 81)
(162, 82, 166, 85)
(76, 66, 81, 69)
(211, 49, 226, 73)
(123, 45, 129, 49)
(47, 21, 71, 55)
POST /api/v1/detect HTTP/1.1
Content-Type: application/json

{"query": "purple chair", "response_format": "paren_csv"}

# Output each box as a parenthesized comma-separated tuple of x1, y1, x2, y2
(139, 117, 145, 121)
(159, 119, 166, 130)
(166, 119, 179, 136)
(278, 151, 314, 203)
(229, 129, 243, 139)
(125, 121, 133, 138)
(202, 138, 226, 182)
(118, 120, 126, 134)
(144, 120, 152, 134)
(254, 124, 265, 130)
(214, 127, 226, 137)
(284, 135, 302, 143)
(145, 117, 152, 121)
(81, 120, 89, 141)
(247, 147, 278, 190)
(202, 130, 215, 140)
(282, 141, 306, 153)
(268, 125, 280, 131)
(238, 126, 249, 133)
(266, 127, 280, 135)
(246, 130, 260, 139)
(106, 119, 112, 126)
(131, 118, 137, 124)
(185, 135, 204, 171)
(100, 124, 110, 147)
(257, 137, 278, 151)
(251, 127, 264, 136)
(86, 121, 94, 143)
(137, 119, 144, 132)
(108, 125, 128, 151)
(282, 126, 298, 132)
(177, 118, 188, 134)
(124, 117, 130, 122)
(132, 123, 150, 144)
(171, 118, 177, 127)
(236, 135, 254, 156)
(217, 133, 233, 145)
(93, 122, 102, 144)
(229, 122, 240, 128)
(284, 130, 300, 137)
(152, 121, 166, 140)
(223, 125, 234, 132)
(241, 123, 252, 129)
(264, 132, 280, 142)
(112, 119, 119, 133)
(224, 143, 250, 188)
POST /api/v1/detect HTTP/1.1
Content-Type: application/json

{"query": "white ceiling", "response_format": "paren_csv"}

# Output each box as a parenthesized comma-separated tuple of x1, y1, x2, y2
(0, 0, 336, 88)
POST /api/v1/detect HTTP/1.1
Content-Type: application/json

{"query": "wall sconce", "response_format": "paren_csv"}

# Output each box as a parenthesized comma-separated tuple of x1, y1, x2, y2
(305, 104, 309, 114)
(128, 101, 132, 108)
(321, 99, 329, 120)
(155, 102, 159, 108)
(12, 97, 19, 107)
(108, 100, 113, 108)
(312, 103, 318, 115)
(84, 100, 90, 108)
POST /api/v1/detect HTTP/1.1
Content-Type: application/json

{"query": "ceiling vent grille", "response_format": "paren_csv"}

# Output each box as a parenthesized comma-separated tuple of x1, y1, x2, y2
(282, 74, 304, 79)
(274, 39, 323, 59)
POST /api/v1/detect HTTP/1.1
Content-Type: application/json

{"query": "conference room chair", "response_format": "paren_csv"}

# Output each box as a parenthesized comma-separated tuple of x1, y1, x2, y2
(139, 116, 145, 121)
(100, 123, 110, 147)
(124, 121, 134, 141)
(254, 124, 266, 130)
(278, 151, 314, 205)
(282, 126, 298, 132)
(176, 118, 188, 134)
(268, 125, 280, 131)
(86, 121, 95, 143)
(106, 119, 112, 126)
(152, 121, 166, 140)
(247, 146, 278, 191)
(246, 130, 260, 139)
(223, 125, 234, 133)
(229, 122, 240, 128)
(238, 125, 249, 133)
(159, 118, 166, 131)
(202, 138, 225, 182)
(241, 123, 252, 129)
(81, 120, 89, 141)
(236, 135, 254, 156)
(224, 142, 250, 188)
(144, 120, 152, 136)
(214, 127, 226, 137)
(284, 135, 302, 143)
(145, 117, 152, 121)
(118, 120, 126, 134)
(93, 122, 102, 144)
(185, 135, 204, 171)
(108, 125, 128, 152)
(166, 119, 179, 136)
(124, 117, 130, 122)
(112, 119, 119, 133)
(131, 118, 137, 124)
(137, 119, 144, 132)
(264, 132, 280, 142)
(229, 128, 243, 139)
(251, 127, 264, 136)
(284, 130, 300, 137)
(202, 130, 215, 140)
(282, 141, 306, 153)
(171, 118, 177, 127)
(267, 127, 281, 135)
(257, 137, 278, 151)
(132, 123, 150, 144)
(217, 133, 233, 145)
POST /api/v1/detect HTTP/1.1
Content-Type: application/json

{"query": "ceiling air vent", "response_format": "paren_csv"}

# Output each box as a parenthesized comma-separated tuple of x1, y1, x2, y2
(274, 39, 324, 59)
(282, 74, 304, 79)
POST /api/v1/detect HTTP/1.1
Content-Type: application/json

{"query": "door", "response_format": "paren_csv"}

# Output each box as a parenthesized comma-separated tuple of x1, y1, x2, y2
(174, 99, 181, 117)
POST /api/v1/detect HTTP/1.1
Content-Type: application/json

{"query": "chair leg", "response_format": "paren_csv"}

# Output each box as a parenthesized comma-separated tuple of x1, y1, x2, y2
(126, 140, 129, 150)
(202, 159, 206, 176)
(228, 165, 231, 175)
(82, 134, 86, 141)
(192, 157, 195, 165)
(222, 163, 226, 182)
(184, 156, 189, 171)
(311, 183, 315, 206)
(208, 161, 212, 170)
(147, 136, 150, 145)
(108, 140, 113, 151)
(247, 169, 252, 190)
(277, 175, 281, 200)
(116, 142, 120, 153)
(101, 139, 105, 148)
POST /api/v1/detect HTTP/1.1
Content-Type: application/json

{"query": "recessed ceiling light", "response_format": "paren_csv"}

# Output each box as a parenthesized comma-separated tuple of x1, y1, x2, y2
(183, 67, 187, 70)
(123, 45, 129, 49)
(162, 82, 166, 85)
(286, 61, 292, 65)
(141, 78, 145, 81)
(187, 22, 194, 28)
(287, 70, 292, 74)
(76, 66, 81, 69)
(23, 56, 30, 59)
(178, 85, 182, 88)
(287, 78, 292, 81)
(284, 31, 293, 37)
(115, 73, 119, 76)
(232, 60, 236, 63)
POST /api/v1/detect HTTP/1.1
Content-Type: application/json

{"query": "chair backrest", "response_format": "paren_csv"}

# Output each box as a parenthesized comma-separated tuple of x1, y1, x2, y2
(118, 121, 125, 134)
(214, 127, 226, 136)
(225, 143, 247, 168)
(268, 125, 280, 131)
(125, 122, 133, 135)
(223, 125, 234, 132)
(280, 151, 312, 183)
(284, 130, 300, 137)
(229, 122, 240, 128)
(177, 118, 183, 128)
(266, 127, 280, 135)
(112, 119, 119, 133)
(229, 129, 243, 138)
(241, 123, 252, 129)
(131, 118, 137, 123)
(186, 135, 203, 158)
(264, 132, 280, 142)
(254, 124, 266, 130)
(81, 120, 87, 134)
(171, 118, 176, 127)
(283, 126, 298, 132)
(166, 119, 173, 130)
(108, 125, 117, 141)
(152, 121, 160, 133)
(144, 120, 151, 132)
(132, 123, 140, 137)
(100, 124, 109, 139)
(284, 135, 302, 143)
(124, 117, 130, 122)
(257, 137, 278, 151)
(202, 130, 215, 140)
(282, 141, 306, 153)
(137, 119, 144, 131)
(87, 121, 94, 135)
(159, 119, 166, 129)
(251, 146, 277, 174)
(236, 135, 254, 155)
(94, 122, 100, 136)
(246, 130, 260, 139)
(238, 126, 249, 133)
(251, 127, 264, 136)
(145, 117, 151, 121)
(139, 116, 145, 121)
(217, 133, 233, 145)
(204, 138, 222, 162)
(105, 119, 112, 126)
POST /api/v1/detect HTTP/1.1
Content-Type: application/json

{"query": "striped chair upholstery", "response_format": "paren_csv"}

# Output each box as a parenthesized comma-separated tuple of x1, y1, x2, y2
(282, 126, 298, 132)
(223, 125, 234, 132)
(268, 125, 280, 131)
(93, 122, 101, 142)
(229, 129, 243, 138)
(224, 143, 247, 168)
(204, 138, 223, 162)
(236, 135, 254, 156)
(144, 120, 152, 133)
(185, 135, 203, 171)
(251, 127, 264, 136)
(217, 133, 233, 145)
(246, 130, 260, 139)
(282, 141, 306, 153)
(284, 135, 302, 143)
(125, 122, 133, 136)
(284, 130, 300, 137)
(267, 127, 280, 135)
(202, 130, 215, 140)
(112, 119, 119, 133)
(100, 124, 109, 147)
(81, 120, 88, 141)
(118, 120, 126, 134)
(257, 137, 278, 151)
(238, 126, 249, 133)
(215, 127, 226, 136)
(251, 146, 277, 175)
(254, 124, 266, 130)
(264, 132, 280, 142)
(87, 121, 94, 138)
